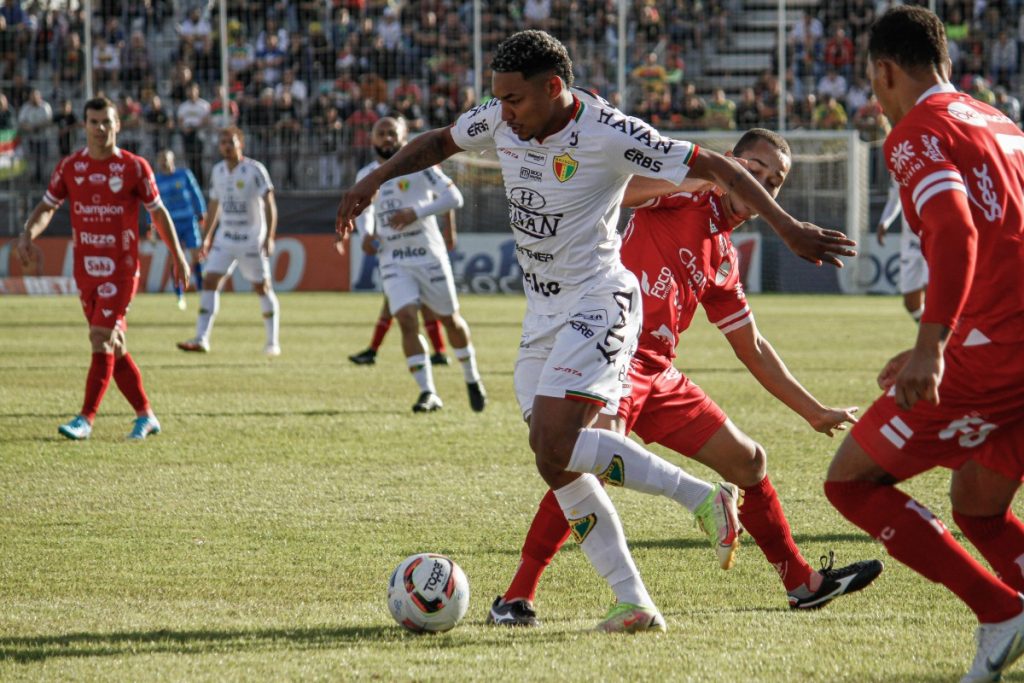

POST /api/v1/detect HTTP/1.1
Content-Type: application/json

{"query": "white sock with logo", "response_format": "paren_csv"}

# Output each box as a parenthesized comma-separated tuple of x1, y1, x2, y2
(260, 290, 280, 346)
(453, 344, 480, 383)
(568, 427, 713, 512)
(407, 342, 435, 394)
(553, 473, 654, 608)
(196, 290, 219, 343)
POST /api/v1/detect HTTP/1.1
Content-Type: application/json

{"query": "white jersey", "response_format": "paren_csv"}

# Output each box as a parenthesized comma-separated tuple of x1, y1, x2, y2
(355, 161, 455, 268)
(450, 88, 698, 314)
(209, 157, 274, 243)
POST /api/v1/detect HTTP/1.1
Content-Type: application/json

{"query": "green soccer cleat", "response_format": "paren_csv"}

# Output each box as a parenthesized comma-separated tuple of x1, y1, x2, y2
(595, 603, 666, 633)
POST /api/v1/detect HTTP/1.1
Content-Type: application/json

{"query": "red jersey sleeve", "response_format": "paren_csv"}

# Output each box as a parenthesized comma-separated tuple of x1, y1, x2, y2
(132, 155, 163, 212)
(701, 248, 753, 336)
(42, 156, 71, 208)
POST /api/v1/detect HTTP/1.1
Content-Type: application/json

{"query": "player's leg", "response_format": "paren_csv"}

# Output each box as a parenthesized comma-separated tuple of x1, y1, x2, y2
(899, 228, 927, 322)
(420, 305, 448, 365)
(179, 245, 233, 352)
(435, 308, 486, 412)
(349, 297, 391, 365)
(111, 326, 161, 440)
(902, 288, 925, 322)
(253, 278, 280, 357)
(394, 303, 440, 412)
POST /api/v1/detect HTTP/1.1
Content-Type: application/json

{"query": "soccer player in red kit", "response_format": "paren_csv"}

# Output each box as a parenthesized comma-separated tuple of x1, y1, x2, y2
(488, 129, 882, 626)
(824, 8, 1024, 682)
(17, 96, 190, 441)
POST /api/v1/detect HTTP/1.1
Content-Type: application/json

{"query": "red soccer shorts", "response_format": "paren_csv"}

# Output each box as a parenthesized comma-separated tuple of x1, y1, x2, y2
(852, 337, 1024, 482)
(618, 358, 727, 455)
(78, 277, 138, 330)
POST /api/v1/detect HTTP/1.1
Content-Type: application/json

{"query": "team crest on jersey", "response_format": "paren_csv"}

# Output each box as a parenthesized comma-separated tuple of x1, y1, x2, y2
(108, 176, 123, 193)
(398, 179, 410, 191)
(74, 161, 89, 172)
(236, 179, 245, 189)
(552, 152, 578, 182)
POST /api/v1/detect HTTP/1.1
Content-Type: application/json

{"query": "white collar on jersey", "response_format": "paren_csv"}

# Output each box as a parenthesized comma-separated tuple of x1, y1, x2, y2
(915, 81, 958, 105)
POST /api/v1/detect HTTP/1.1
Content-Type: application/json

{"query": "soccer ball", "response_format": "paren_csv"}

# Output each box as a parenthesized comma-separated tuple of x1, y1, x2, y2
(387, 553, 470, 633)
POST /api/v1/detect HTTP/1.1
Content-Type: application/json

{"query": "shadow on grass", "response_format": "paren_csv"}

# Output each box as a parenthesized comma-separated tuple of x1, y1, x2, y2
(631, 532, 875, 552)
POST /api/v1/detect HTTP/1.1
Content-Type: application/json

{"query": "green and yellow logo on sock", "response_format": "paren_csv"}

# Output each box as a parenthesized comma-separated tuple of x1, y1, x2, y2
(598, 455, 625, 487)
(568, 513, 597, 543)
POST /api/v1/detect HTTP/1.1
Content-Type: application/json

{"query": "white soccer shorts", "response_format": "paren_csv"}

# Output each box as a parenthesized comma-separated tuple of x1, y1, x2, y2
(899, 228, 929, 294)
(514, 269, 641, 420)
(381, 259, 459, 316)
(206, 235, 271, 284)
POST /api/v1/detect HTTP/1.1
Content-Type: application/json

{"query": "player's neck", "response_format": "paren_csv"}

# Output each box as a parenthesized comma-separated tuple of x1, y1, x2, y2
(890, 72, 946, 125)
(536, 92, 576, 143)
(87, 144, 117, 160)
(226, 155, 243, 170)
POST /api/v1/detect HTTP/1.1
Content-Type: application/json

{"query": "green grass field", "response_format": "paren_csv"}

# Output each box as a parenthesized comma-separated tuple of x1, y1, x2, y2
(0, 292, 1013, 681)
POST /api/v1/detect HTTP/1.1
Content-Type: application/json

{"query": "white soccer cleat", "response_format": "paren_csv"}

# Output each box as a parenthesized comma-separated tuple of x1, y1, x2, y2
(264, 343, 281, 357)
(177, 338, 210, 353)
(961, 599, 1024, 683)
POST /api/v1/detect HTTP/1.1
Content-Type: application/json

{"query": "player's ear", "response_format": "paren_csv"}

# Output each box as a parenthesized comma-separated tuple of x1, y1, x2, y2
(546, 74, 563, 99)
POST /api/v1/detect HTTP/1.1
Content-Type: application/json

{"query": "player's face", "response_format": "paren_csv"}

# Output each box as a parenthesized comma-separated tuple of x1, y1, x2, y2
(726, 138, 791, 222)
(492, 71, 558, 141)
(219, 132, 243, 161)
(157, 152, 174, 174)
(371, 120, 405, 159)
(866, 59, 896, 124)
(85, 107, 119, 151)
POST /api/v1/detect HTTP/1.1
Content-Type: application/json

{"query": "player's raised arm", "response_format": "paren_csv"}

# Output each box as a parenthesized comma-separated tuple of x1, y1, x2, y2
(689, 149, 857, 267)
(336, 127, 463, 237)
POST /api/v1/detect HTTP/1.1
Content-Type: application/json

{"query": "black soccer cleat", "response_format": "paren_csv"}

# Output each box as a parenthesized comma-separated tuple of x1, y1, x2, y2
(486, 596, 539, 627)
(788, 551, 884, 610)
(412, 391, 443, 413)
(430, 352, 450, 366)
(467, 381, 487, 412)
(348, 348, 377, 365)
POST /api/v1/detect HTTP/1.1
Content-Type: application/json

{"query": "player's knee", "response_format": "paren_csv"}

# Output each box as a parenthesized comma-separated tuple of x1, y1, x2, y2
(394, 306, 419, 333)
(740, 442, 768, 485)
(528, 421, 575, 472)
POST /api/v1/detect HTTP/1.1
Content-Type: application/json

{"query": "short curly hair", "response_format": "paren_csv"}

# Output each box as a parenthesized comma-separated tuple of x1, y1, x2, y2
(868, 6, 948, 75)
(491, 30, 574, 87)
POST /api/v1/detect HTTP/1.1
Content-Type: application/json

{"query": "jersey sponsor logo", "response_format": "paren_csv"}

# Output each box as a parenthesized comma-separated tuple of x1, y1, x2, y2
(552, 152, 578, 182)
(88, 173, 107, 185)
(595, 290, 634, 364)
(381, 198, 402, 211)
(466, 120, 489, 137)
(715, 258, 732, 286)
(391, 246, 428, 259)
(109, 163, 125, 173)
(519, 167, 543, 182)
(523, 272, 561, 296)
(74, 161, 89, 172)
(467, 98, 499, 118)
(79, 231, 116, 247)
(553, 366, 582, 377)
(84, 256, 116, 277)
(940, 414, 998, 448)
(709, 219, 718, 235)
(96, 282, 118, 298)
(678, 248, 708, 294)
(640, 266, 673, 300)
(890, 140, 915, 172)
(73, 202, 125, 218)
(74, 176, 84, 185)
(515, 244, 553, 262)
(968, 163, 1003, 222)
(498, 148, 520, 160)
(569, 319, 595, 338)
(122, 229, 135, 250)
(508, 187, 562, 238)
(945, 101, 1009, 127)
(623, 148, 663, 172)
(222, 199, 248, 214)
(109, 176, 123, 193)
(921, 135, 946, 162)
(596, 109, 676, 154)
(570, 309, 608, 325)
(525, 150, 546, 166)
(102, 308, 113, 318)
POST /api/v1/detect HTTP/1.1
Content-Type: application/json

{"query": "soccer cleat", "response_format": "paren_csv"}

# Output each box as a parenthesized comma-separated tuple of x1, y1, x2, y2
(177, 338, 210, 353)
(348, 348, 377, 365)
(264, 343, 281, 357)
(127, 415, 161, 440)
(176, 295, 187, 311)
(486, 596, 539, 627)
(412, 391, 443, 413)
(430, 352, 450, 366)
(58, 415, 92, 440)
(961, 598, 1024, 683)
(694, 482, 743, 570)
(787, 551, 884, 610)
(467, 381, 487, 412)
(595, 603, 666, 633)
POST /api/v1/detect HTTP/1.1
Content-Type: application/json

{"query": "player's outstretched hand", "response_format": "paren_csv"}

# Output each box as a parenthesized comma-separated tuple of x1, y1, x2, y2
(336, 177, 380, 237)
(892, 348, 943, 410)
(781, 221, 857, 267)
(810, 406, 859, 437)
(877, 349, 912, 391)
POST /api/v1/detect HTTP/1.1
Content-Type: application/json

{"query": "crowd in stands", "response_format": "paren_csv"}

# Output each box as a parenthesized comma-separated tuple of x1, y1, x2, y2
(1, 0, 1023, 197)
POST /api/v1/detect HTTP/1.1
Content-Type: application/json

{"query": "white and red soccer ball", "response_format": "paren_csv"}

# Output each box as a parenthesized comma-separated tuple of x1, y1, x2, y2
(387, 553, 470, 633)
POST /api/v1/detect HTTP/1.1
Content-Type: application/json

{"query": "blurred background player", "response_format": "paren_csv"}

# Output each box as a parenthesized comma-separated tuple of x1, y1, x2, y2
(147, 149, 207, 310)
(178, 127, 280, 357)
(877, 176, 928, 321)
(17, 96, 190, 440)
(354, 116, 485, 413)
(824, 8, 1024, 682)
(488, 129, 879, 626)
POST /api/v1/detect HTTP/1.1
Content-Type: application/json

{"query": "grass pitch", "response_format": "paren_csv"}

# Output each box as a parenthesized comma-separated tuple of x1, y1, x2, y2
(0, 292, 1010, 681)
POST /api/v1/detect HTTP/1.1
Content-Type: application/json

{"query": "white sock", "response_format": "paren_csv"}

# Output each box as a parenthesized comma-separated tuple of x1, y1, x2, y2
(196, 289, 219, 342)
(553, 473, 653, 607)
(909, 306, 924, 322)
(260, 290, 280, 346)
(453, 344, 480, 383)
(407, 348, 435, 394)
(568, 427, 713, 512)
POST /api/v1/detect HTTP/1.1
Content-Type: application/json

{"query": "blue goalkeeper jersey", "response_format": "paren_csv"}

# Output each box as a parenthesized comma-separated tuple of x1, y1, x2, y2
(154, 167, 206, 238)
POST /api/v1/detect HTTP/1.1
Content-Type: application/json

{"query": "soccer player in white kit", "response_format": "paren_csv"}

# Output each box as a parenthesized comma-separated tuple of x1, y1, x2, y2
(178, 126, 281, 356)
(877, 177, 929, 320)
(337, 31, 855, 632)
(356, 117, 486, 413)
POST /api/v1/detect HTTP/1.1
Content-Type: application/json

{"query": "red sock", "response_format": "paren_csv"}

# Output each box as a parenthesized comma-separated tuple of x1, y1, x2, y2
(424, 319, 445, 355)
(740, 476, 813, 591)
(81, 352, 115, 421)
(369, 317, 391, 351)
(825, 480, 1021, 622)
(113, 354, 150, 415)
(953, 509, 1024, 593)
(505, 489, 572, 603)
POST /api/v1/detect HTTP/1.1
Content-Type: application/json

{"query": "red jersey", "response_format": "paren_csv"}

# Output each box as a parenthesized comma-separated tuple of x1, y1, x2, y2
(43, 147, 162, 284)
(884, 84, 1024, 343)
(621, 190, 751, 369)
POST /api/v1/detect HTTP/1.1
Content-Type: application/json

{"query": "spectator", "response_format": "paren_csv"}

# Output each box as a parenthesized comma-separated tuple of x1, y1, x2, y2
(345, 96, 378, 169)
(845, 76, 871, 117)
(121, 30, 151, 86)
(704, 88, 736, 130)
(631, 52, 668, 100)
(813, 94, 848, 130)
(994, 86, 1022, 125)
(393, 93, 425, 131)
(317, 105, 344, 188)
(275, 69, 308, 115)
(817, 68, 848, 101)
(426, 91, 456, 127)
(734, 86, 763, 129)
(637, 0, 662, 46)
(256, 16, 288, 54)
(523, 0, 553, 31)
(0, 93, 12, 128)
(177, 82, 210, 187)
(54, 30, 84, 94)
(17, 88, 50, 184)
(170, 62, 195, 104)
(227, 29, 256, 87)
(257, 32, 287, 87)
(791, 92, 817, 130)
(144, 94, 174, 157)
(241, 87, 277, 160)
(824, 25, 855, 81)
(852, 92, 889, 142)
(53, 98, 78, 157)
(210, 85, 240, 130)
(679, 83, 707, 131)
(178, 5, 211, 65)
(274, 90, 302, 188)
(0, 15, 15, 80)
(989, 31, 1019, 89)
(393, 76, 423, 107)
(790, 10, 824, 85)
(968, 75, 996, 105)
(93, 36, 121, 87)
(118, 93, 144, 154)
(308, 21, 332, 81)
